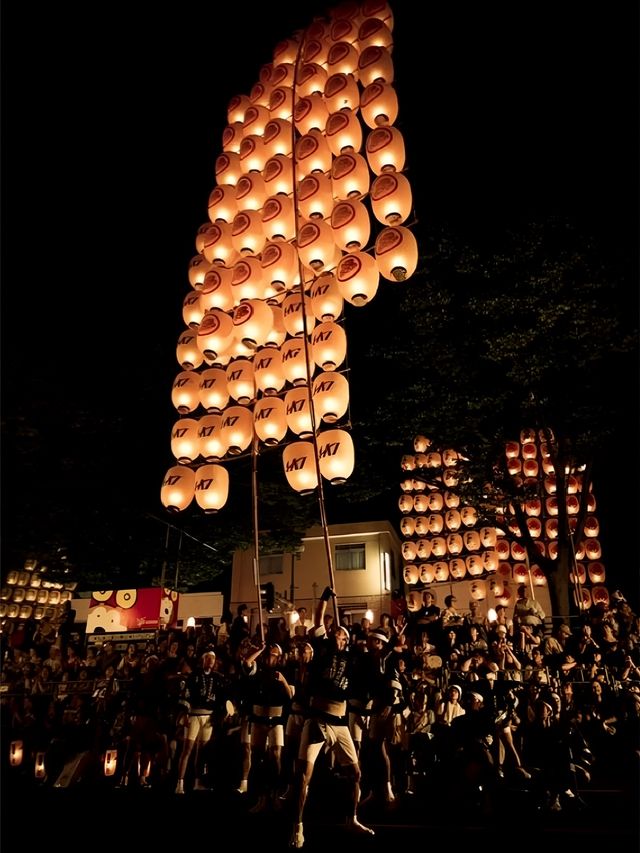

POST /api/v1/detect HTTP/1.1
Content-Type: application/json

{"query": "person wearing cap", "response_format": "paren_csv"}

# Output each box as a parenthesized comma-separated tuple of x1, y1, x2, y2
(288, 587, 374, 848)
(542, 622, 573, 671)
(174, 650, 231, 794)
(237, 640, 294, 812)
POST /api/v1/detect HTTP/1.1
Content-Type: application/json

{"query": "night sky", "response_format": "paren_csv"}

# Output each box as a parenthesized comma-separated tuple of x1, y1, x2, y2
(2, 2, 638, 600)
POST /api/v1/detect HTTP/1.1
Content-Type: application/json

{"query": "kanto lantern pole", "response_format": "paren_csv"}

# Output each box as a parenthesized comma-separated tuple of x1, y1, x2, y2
(251, 434, 266, 644)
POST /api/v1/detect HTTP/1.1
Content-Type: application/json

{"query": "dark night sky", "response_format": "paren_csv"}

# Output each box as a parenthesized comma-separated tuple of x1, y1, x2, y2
(1, 2, 638, 599)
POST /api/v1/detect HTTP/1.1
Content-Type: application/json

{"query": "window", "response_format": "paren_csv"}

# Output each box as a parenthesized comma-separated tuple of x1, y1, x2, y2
(335, 543, 365, 571)
(259, 554, 284, 575)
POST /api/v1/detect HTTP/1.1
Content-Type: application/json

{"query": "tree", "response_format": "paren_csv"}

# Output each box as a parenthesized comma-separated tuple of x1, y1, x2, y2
(349, 218, 637, 622)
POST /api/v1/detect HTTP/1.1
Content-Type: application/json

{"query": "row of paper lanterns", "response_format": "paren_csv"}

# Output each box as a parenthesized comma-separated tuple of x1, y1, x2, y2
(161, 428, 354, 512)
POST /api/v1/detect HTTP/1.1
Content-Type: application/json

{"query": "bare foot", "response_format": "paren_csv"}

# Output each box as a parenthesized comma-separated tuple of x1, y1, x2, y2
(348, 818, 375, 836)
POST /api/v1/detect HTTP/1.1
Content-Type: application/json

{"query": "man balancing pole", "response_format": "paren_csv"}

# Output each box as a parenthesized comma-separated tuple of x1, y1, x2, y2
(288, 586, 375, 849)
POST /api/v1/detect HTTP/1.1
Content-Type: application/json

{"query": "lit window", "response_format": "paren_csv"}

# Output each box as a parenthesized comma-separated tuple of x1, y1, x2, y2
(259, 554, 284, 574)
(335, 544, 365, 571)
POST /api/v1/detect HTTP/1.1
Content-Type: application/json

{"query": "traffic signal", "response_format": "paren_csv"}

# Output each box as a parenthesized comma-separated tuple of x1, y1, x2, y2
(260, 582, 275, 612)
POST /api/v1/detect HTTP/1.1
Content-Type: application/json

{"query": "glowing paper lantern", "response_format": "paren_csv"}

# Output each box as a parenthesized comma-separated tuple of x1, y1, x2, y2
(263, 153, 294, 195)
(232, 299, 273, 350)
(188, 254, 211, 290)
(365, 126, 405, 175)
(434, 561, 449, 582)
(428, 513, 444, 534)
(370, 172, 412, 225)
(172, 370, 200, 414)
(449, 558, 466, 579)
(296, 62, 328, 97)
(310, 275, 344, 322)
(400, 517, 415, 537)
(161, 465, 196, 512)
(235, 172, 267, 211)
(197, 310, 234, 361)
(588, 561, 606, 583)
(574, 587, 592, 611)
(198, 367, 229, 414)
(398, 494, 414, 514)
(296, 218, 338, 272)
(231, 211, 266, 256)
(324, 72, 360, 112)
(357, 45, 394, 85)
(280, 336, 312, 386)
(171, 418, 200, 464)
(360, 80, 398, 128)
(194, 464, 229, 514)
(283, 441, 317, 494)
(374, 225, 418, 281)
(358, 16, 393, 49)
(262, 194, 297, 242)
(294, 93, 330, 135)
(336, 250, 379, 305)
(325, 108, 363, 156)
(238, 134, 268, 174)
(446, 533, 464, 555)
(402, 541, 417, 562)
(591, 585, 610, 608)
(312, 371, 349, 423)
(331, 152, 370, 199)
(208, 184, 238, 223)
(297, 173, 334, 222)
(103, 749, 118, 778)
(10, 740, 24, 767)
(466, 555, 484, 577)
(414, 516, 429, 536)
(225, 358, 255, 405)
(200, 265, 234, 313)
(220, 405, 254, 455)
(331, 199, 370, 252)
(198, 414, 228, 462)
(285, 386, 314, 438)
(215, 151, 243, 187)
(420, 563, 435, 584)
(413, 494, 429, 513)
(431, 537, 447, 557)
(569, 563, 587, 585)
(177, 329, 204, 371)
(311, 321, 347, 370)
(416, 539, 432, 559)
(295, 129, 333, 178)
(253, 347, 285, 396)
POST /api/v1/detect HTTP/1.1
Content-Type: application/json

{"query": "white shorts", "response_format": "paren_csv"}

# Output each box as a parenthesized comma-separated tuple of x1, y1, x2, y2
(298, 717, 359, 766)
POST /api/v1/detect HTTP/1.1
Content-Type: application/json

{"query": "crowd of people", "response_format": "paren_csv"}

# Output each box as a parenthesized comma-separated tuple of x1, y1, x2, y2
(2, 584, 639, 847)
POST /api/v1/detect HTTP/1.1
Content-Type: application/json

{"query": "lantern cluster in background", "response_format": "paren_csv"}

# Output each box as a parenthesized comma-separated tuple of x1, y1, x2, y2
(162, 1, 418, 514)
(398, 429, 608, 614)
(0, 560, 76, 635)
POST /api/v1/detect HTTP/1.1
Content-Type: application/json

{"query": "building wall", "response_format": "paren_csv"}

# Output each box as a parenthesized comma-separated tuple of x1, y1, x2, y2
(229, 520, 403, 631)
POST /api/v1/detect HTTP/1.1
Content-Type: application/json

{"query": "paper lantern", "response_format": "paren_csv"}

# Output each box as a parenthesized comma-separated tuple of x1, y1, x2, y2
(296, 62, 328, 97)
(295, 129, 333, 178)
(401, 454, 415, 471)
(187, 257, 210, 294)
(253, 347, 285, 396)
(427, 513, 444, 534)
(482, 550, 499, 572)
(227, 94, 252, 124)
(182, 291, 204, 329)
(584, 539, 602, 560)
(360, 80, 398, 128)
(413, 494, 429, 513)
(358, 15, 393, 48)
(545, 497, 558, 516)
(416, 539, 432, 560)
(444, 490, 460, 509)
(297, 173, 334, 220)
(225, 358, 255, 405)
(420, 563, 435, 584)
(194, 464, 230, 514)
(263, 153, 294, 195)
(281, 291, 316, 338)
(34, 751, 47, 780)
(198, 414, 228, 462)
(172, 370, 200, 414)
(414, 516, 429, 536)
(511, 540, 526, 561)
(524, 497, 542, 517)
(574, 586, 592, 611)
(374, 225, 417, 281)
(327, 40, 360, 77)
(369, 172, 412, 226)
(331, 199, 370, 252)
(264, 304, 287, 348)
(171, 418, 200, 464)
(569, 563, 587, 585)
(365, 125, 405, 175)
(463, 530, 481, 552)
(242, 103, 271, 139)
(177, 329, 204, 371)
(198, 367, 229, 414)
(261, 194, 296, 243)
(449, 558, 467, 579)
(208, 184, 238, 223)
(238, 134, 268, 174)
(197, 310, 234, 361)
(331, 152, 370, 199)
(302, 34, 330, 66)
(310, 275, 344, 323)
(588, 561, 606, 583)
(470, 580, 487, 601)
(230, 211, 266, 257)
(507, 457, 522, 476)
(280, 336, 312, 386)
(197, 221, 239, 267)
(512, 563, 528, 584)
(294, 93, 330, 135)
(413, 435, 430, 452)
(269, 84, 295, 120)
(232, 299, 273, 350)
(584, 516, 600, 537)
(434, 561, 449, 582)
(220, 405, 254, 455)
(336, 250, 379, 305)
(445, 509, 462, 531)
(566, 495, 580, 515)
(323, 71, 360, 112)
(235, 173, 268, 213)
(357, 44, 393, 85)
(161, 465, 196, 513)
(431, 536, 447, 557)
(325, 108, 363, 156)
(402, 541, 417, 562)
(296, 218, 338, 271)
(523, 459, 539, 478)
(199, 265, 234, 313)
(400, 517, 415, 537)
(398, 494, 414, 514)
(591, 585, 610, 607)
(283, 441, 317, 494)
(446, 533, 464, 555)
(526, 518, 542, 538)
(285, 386, 314, 438)
(311, 321, 347, 370)
(222, 120, 245, 153)
(312, 371, 349, 423)
(547, 541, 557, 559)
(545, 518, 559, 539)
(403, 563, 419, 584)
(544, 474, 557, 494)
(214, 151, 243, 187)
(531, 566, 547, 586)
